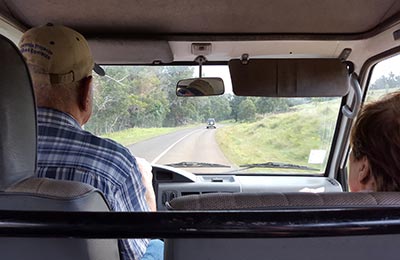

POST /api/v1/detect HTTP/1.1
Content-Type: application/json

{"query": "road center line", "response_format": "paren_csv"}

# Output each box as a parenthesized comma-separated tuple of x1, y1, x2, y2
(151, 129, 203, 164)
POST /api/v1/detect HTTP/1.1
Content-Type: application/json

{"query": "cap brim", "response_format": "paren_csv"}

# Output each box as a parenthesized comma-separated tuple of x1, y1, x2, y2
(93, 63, 105, 76)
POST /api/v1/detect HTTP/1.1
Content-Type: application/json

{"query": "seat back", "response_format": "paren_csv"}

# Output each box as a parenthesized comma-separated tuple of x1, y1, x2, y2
(166, 191, 400, 260)
(0, 35, 36, 190)
(0, 34, 119, 260)
(167, 191, 400, 210)
(165, 235, 400, 260)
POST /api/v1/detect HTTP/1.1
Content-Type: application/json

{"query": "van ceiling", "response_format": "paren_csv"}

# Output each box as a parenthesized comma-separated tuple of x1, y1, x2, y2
(1, 0, 400, 38)
(2, 0, 400, 68)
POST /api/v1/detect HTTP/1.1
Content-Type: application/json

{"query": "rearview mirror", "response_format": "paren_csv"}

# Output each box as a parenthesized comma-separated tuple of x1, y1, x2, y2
(176, 78, 225, 97)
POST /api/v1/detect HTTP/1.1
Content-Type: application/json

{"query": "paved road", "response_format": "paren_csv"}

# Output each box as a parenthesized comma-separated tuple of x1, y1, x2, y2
(127, 126, 235, 173)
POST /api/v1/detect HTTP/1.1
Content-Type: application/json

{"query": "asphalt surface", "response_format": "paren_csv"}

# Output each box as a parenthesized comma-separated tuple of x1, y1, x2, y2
(127, 126, 235, 173)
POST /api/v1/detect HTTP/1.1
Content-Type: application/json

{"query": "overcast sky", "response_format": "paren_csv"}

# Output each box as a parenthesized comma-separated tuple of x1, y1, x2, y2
(370, 54, 400, 82)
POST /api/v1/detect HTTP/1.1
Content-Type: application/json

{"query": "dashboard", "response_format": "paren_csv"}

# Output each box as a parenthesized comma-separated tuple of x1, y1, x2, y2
(152, 165, 343, 210)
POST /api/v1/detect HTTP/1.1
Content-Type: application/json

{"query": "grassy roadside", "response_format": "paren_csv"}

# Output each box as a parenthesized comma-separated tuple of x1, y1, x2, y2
(215, 100, 340, 172)
(101, 100, 340, 173)
(102, 125, 196, 146)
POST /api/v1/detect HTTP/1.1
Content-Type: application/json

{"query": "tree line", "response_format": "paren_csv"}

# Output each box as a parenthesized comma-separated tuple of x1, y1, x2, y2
(84, 66, 325, 135)
(370, 72, 400, 90)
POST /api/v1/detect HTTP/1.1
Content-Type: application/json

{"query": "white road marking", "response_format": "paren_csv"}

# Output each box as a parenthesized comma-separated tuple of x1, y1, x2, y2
(151, 129, 203, 164)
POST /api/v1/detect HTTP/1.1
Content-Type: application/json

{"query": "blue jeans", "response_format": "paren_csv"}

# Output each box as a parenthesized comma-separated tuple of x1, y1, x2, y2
(141, 239, 164, 260)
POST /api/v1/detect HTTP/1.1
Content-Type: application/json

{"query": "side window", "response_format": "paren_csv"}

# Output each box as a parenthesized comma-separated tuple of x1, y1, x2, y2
(366, 54, 400, 100)
(345, 54, 400, 191)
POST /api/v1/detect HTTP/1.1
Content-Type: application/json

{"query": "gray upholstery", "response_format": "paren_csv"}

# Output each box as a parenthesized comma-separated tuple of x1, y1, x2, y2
(0, 178, 120, 260)
(0, 34, 36, 191)
(3, 178, 111, 211)
(0, 34, 119, 260)
(165, 236, 400, 260)
(1, 0, 400, 37)
(167, 192, 400, 260)
(168, 192, 400, 210)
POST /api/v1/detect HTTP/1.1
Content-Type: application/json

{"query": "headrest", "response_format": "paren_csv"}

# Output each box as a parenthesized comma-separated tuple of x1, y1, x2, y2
(0, 35, 36, 190)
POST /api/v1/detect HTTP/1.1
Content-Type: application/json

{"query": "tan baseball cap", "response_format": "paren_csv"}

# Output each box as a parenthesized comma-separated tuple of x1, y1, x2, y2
(19, 24, 104, 84)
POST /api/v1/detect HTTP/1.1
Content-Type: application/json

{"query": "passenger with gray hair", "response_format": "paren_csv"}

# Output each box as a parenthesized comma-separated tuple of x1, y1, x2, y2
(19, 24, 163, 260)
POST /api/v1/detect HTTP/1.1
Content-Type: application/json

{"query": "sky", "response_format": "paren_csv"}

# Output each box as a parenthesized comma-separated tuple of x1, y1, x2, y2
(370, 54, 400, 82)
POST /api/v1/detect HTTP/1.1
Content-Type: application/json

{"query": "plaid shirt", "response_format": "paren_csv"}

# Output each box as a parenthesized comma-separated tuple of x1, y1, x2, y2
(36, 107, 150, 260)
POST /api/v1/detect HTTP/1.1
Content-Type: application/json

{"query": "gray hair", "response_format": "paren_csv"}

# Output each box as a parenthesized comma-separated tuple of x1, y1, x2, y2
(28, 64, 80, 109)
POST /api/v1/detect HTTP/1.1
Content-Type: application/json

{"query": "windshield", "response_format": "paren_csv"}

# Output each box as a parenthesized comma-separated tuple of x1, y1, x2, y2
(87, 65, 342, 174)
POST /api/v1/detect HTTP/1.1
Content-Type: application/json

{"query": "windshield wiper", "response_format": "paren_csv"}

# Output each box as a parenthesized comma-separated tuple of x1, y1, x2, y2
(229, 162, 319, 173)
(166, 161, 231, 168)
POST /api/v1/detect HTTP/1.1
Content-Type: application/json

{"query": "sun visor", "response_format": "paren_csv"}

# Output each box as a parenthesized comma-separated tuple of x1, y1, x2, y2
(88, 39, 173, 64)
(229, 59, 350, 97)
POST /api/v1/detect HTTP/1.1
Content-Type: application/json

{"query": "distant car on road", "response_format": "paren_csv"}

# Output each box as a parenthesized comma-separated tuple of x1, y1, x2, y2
(206, 118, 216, 129)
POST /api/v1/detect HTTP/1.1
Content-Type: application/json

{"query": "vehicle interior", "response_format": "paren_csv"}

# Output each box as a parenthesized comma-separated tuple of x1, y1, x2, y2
(2, 0, 400, 259)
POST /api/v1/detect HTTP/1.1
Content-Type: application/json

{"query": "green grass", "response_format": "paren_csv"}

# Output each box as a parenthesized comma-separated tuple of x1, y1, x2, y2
(102, 126, 193, 146)
(101, 100, 341, 173)
(216, 100, 340, 173)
